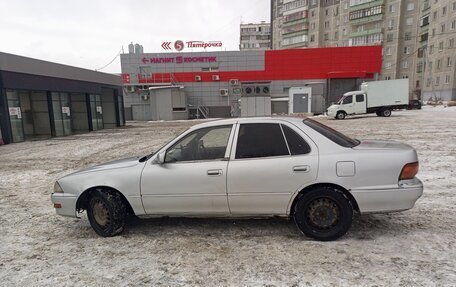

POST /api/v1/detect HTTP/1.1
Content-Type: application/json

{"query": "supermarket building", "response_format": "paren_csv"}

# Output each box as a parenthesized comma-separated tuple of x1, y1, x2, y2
(0, 52, 125, 145)
(120, 45, 382, 120)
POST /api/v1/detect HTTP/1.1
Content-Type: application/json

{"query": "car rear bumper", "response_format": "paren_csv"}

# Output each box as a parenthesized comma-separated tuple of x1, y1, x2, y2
(51, 193, 78, 217)
(351, 178, 423, 213)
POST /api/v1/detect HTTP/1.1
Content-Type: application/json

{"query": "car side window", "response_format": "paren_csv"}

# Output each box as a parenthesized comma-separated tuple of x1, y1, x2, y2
(281, 124, 311, 155)
(235, 123, 289, 159)
(342, 95, 353, 104)
(165, 125, 232, 163)
(356, 94, 364, 102)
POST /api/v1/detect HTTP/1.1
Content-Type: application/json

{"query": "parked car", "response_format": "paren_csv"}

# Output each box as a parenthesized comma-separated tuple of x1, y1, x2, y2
(51, 117, 423, 241)
(408, 100, 422, 110)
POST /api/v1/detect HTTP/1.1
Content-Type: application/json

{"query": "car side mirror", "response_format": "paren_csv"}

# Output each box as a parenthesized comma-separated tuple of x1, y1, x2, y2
(153, 151, 166, 164)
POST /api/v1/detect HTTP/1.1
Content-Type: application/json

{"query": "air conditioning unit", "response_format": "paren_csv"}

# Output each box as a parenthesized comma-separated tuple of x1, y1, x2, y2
(262, 86, 270, 94)
(243, 86, 253, 95)
(220, 89, 229, 96)
(229, 79, 239, 85)
(127, 86, 135, 93)
(195, 75, 202, 81)
(212, 75, 220, 81)
(141, 94, 149, 101)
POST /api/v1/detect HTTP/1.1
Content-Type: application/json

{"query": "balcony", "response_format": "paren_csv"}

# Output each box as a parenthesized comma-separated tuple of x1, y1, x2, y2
(282, 29, 308, 38)
(349, 0, 384, 11)
(282, 18, 308, 28)
(350, 14, 383, 24)
(350, 27, 383, 37)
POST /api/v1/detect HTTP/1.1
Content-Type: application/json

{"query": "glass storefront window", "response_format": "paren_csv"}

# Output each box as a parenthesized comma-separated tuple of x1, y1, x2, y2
(52, 92, 72, 136)
(89, 94, 103, 130)
(6, 90, 24, 142)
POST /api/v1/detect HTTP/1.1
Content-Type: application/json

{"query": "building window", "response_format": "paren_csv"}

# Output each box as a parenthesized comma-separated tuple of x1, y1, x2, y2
(385, 76, 391, 80)
(418, 48, 424, 58)
(310, 34, 315, 42)
(443, 6, 447, 15)
(441, 24, 446, 33)
(385, 62, 392, 69)
(404, 46, 411, 54)
(311, 22, 315, 30)
(435, 76, 440, 86)
(324, 33, 329, 40)
(428, 61, 433, 70)
(389, 4, 395, 13)
(426, 78, 431, 87)
(402, 61, 408, 69)
(407, 3, 415, 10)
(405, 32, 412, 41)
(388, 19, 394, 29)
(439, 42, 444, 51)
(437, 59, 441, 69)
(444, 75, 450, 84)
(433, 11, 438, 20)
(448, 57, 453, 67)
(387, 33, 393, 42)
(325, 21, 330, 28)
(452, 20, 456, 30)
(406, 18, 413, 26)
(417, 62, 424, 73)
(432, 28, 436, 37)
(430, 44, 434, 54)
(450, 38, 455, 48)
(385, 47, 392, 55)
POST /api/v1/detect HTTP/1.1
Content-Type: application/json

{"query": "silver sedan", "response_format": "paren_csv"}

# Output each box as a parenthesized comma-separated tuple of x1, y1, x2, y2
(51, 117, 423, 241)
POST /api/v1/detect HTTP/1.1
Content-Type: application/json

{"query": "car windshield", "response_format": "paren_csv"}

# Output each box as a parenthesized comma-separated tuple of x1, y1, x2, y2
(303, 119, 360, 148)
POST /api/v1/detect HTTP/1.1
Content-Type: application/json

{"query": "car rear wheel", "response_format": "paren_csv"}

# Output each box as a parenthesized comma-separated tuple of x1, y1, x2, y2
(87, 189, 127, 237)
(336, 111, 346, 120)
(381, 108, 392, 117)
(293, 187, 353, 241)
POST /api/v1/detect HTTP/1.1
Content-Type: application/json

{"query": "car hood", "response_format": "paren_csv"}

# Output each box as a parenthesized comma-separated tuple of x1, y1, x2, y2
(327, 104, 339, 110)
(66, 156, 143, 176)
(353, 140, 414, 151)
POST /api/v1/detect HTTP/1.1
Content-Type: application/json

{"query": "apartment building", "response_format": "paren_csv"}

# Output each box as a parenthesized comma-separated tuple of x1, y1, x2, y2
(422, 0, 456, 101)
(270, 0, 429, 99)
(240, 22, 271, 51)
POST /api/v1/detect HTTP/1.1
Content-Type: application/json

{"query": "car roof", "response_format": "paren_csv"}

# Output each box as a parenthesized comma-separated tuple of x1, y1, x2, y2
(343, 91, 364, 96)
(189, 116, 307, 129)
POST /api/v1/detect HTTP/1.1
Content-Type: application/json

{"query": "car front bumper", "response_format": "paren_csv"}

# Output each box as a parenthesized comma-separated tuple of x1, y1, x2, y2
(51, 193, 78, 217)
(351, 178, 423, 214)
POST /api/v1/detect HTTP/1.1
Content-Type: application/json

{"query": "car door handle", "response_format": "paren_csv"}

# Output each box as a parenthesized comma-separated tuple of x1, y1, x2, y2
(293, 165, 310, 172)
(207, 169, 223, 176)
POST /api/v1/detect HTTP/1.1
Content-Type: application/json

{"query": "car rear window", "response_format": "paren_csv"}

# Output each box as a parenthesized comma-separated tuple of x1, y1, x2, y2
(303, 119, 360, 148)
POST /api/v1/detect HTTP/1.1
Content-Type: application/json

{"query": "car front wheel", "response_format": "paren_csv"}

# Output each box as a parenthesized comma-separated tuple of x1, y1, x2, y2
(293, 187, 353, 241)
(335, 111, 346, 120)
(87, 189, 127, 237)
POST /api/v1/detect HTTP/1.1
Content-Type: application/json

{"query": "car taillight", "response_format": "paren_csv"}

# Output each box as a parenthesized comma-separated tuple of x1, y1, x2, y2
(399, 162, 419, 180)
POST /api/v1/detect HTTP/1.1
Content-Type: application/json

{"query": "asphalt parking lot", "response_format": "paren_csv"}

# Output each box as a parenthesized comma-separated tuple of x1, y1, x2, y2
(1, 107, 455, 286)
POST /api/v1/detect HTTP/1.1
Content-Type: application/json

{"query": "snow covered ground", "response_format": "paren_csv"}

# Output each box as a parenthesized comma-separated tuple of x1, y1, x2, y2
(1, 107, 455, 286)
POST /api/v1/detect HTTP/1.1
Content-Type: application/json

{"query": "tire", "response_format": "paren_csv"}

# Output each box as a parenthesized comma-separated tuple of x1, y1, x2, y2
(381, 108, 392, 117)
(335, 111, 346, 120)
(293, 187, 353, 241)
(87, 189, 127, 237)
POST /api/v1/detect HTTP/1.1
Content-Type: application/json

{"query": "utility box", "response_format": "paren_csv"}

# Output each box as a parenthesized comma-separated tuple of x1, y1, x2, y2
(289, 87, 312, 114)
(240, 83, 272, 117)
(241, 96, 271, 117)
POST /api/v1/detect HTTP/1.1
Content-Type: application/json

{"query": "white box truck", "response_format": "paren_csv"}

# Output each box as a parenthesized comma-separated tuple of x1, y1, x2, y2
(327, 79, 409, 120)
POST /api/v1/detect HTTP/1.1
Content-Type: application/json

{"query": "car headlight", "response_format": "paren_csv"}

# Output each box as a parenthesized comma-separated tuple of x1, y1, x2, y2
(54, 182, 63, 193)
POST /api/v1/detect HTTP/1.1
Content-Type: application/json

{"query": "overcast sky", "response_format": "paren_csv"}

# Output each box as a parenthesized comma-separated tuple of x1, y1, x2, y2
(0, 0, 270, 74)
